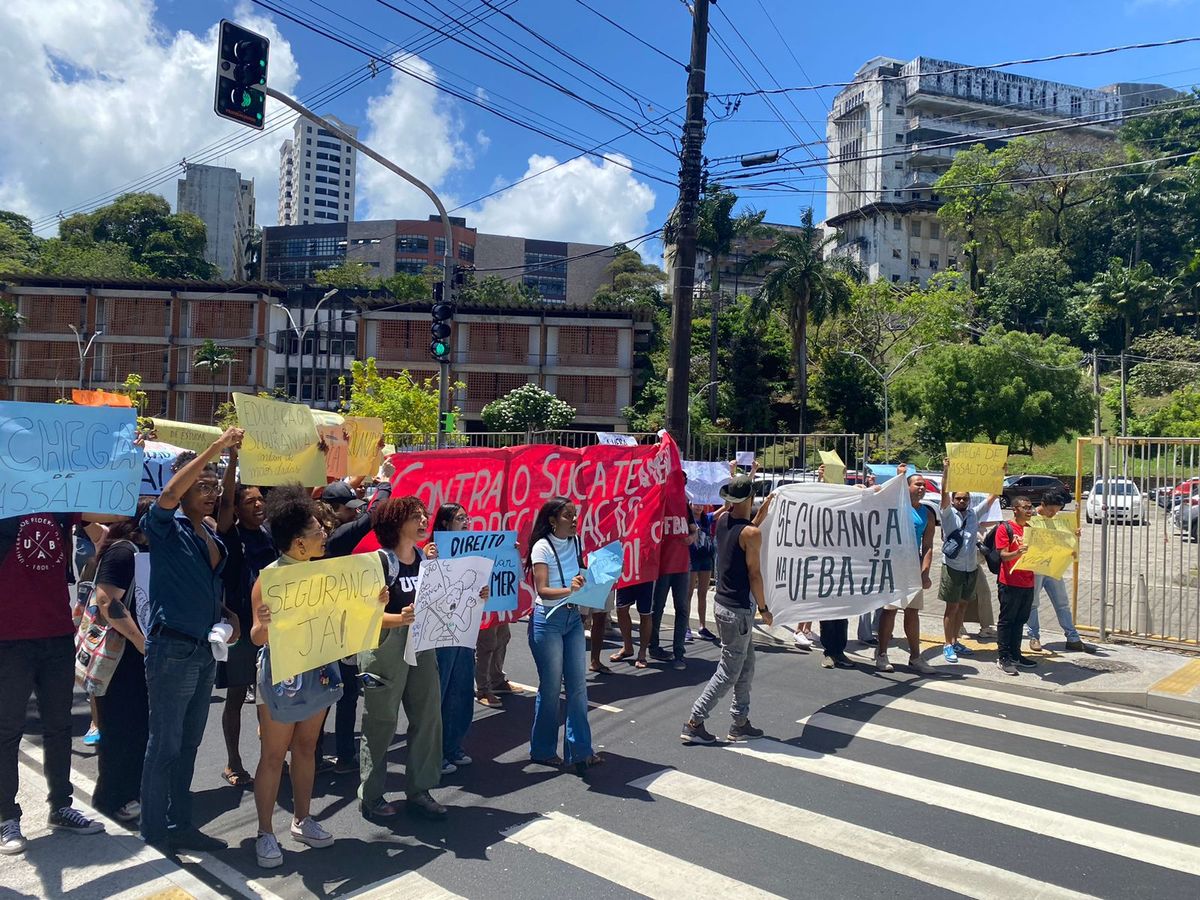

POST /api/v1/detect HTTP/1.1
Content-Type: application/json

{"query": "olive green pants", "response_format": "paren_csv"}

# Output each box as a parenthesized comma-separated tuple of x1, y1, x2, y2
(358, 626, 442, 805)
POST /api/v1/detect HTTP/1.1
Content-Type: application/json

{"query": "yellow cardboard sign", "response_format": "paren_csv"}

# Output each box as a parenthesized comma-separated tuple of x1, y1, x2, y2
(1014, 520, 1077, 580)
(345, 416, 384, 477)
(259, 553, 387, 684)
(819, 449, 846, 485)
(311, 410, 348, 480)
(945, 442, 1007, 494)
(148, 419, 223, 454)
(234, 393, 326, 486)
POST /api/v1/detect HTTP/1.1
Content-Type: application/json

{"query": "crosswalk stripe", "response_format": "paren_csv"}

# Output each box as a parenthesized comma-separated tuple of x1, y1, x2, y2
(1072, 698, 1200, 729)
(798, 712, 1200, 817)
(909, 680, 1200, 741)
(507, 681, 623, 713)
(857, 695, 1200, 774)
(502, 811, 784, 899)
(727, 739, 1200, 877)
(342, 871, 465, 899)
(630, 769, 1097, 900)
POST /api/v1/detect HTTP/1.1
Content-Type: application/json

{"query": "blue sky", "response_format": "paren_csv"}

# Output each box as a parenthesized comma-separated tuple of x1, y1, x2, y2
(2, 0, 1198, 256)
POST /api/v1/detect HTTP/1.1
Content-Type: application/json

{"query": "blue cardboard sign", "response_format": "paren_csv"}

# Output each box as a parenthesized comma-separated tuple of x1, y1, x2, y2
(433, 529, 521, 613)
(0, 402, 142, 517)
(573, 540, 623, 609)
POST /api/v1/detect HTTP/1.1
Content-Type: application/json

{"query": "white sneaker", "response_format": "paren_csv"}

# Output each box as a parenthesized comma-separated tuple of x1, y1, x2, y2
(908, 656, 936, 675)
(1, 818, 26, 855)
(290, 816, 333, 849)
(116, 801, 141, 822)
(448, 753, 472, 766)
(874, 652, 894, 673)
(440, 760, 458, 775)
(256, 832, 283, 868)
(793, 631, 813, 649)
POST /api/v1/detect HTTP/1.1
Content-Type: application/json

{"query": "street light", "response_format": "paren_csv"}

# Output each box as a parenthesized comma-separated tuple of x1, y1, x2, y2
(67, 324, 104, 389)
(275, 289, 337, 406)
(839, 344, 929, 461)
(685, 380, 718, 455)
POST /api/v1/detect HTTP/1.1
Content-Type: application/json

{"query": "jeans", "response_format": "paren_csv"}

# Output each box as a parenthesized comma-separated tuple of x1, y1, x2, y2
(1027, 576, 1080, 643)
(997, 583, 1035, 664)
(650, 570, 691, 660)
(0, 637, 75, 821)
(475, 622, 511, 694)
(334, 659, 360, 762)
(690, 605, 755, 723)
(436, 646, 475, 762)
(527, 604, 592, 764)
(820, 619, 849, 660)
(141, 632, 215, 843)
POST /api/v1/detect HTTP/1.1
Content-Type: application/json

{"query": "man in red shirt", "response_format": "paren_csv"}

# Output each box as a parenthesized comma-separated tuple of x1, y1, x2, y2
(995, 497, 1036, 676)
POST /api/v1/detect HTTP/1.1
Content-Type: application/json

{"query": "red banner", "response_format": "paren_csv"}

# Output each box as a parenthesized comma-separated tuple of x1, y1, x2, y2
(356, 435, 690, 621)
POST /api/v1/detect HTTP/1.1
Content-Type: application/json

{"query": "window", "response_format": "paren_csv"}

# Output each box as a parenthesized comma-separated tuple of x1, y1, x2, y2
(397, 234, 429, 252)
(524, 274, 566, 301)
(893, 190, 902, 198)
(895, 106, 904, 115)
(344, 192, 350, 199)
(893, 217, 902, 231)
(434, 238, 447, 255)
(895, 133, 905, 144)
(1070, 95, 1082, 116)
(395, 257, 427, 275)
(345, 180, 350, 187)
(304, 173, 310, 180)
(892, 248, 902, 259)
(305, 149, 311, 157)
(344, 204, 349, 210)
(948, 256, 957, 267)
(459, 242, 474, 262)
(910, 220, 921, 237)
(307, 126, 313, 133)
(305, 162, 310, 168)
(891, 274, 901, 283)
(306, 138, 311, 145)
(929, 221, 940, 240)
(910, 254, 920, 267)
(929, 253, 939, 271)
(317, 139, 340, 151)
(524, 250, 566, 275)
(894, 160, 904, 170)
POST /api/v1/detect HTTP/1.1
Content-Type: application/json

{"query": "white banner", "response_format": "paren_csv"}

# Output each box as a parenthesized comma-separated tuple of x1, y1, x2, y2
(596, 432, 638, 446)
(760, 475, 922, 626)
(682, 460, 730, 505)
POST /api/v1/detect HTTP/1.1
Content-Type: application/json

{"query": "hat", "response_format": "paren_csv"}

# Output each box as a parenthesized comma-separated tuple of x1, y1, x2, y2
(323, 481, 365, 509)
(719, 473, 754, 503)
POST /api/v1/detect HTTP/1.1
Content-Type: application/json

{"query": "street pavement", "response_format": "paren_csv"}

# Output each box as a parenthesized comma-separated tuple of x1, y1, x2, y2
(6, 622, 1200, 899)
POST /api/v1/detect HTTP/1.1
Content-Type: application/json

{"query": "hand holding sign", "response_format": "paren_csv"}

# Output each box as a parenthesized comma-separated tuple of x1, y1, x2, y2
(945, 443, 1008, 494)
(819, 450, 846, 485)
(572, 540, 623, 609)
(235, 393, 325, 486)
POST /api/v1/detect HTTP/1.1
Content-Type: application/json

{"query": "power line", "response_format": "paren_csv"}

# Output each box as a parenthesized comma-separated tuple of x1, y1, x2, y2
(569, 0, 687, 70)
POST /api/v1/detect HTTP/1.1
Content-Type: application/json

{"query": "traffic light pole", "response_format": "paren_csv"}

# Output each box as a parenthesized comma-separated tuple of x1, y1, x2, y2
(263, 87, 455, 448)
(663, 0, 710, 445)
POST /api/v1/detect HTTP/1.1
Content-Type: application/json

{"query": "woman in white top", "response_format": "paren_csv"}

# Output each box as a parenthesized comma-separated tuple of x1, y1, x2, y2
(525, 497, 602, 775)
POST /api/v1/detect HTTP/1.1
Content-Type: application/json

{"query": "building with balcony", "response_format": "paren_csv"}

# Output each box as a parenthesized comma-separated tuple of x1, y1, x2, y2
(278, 115, 358, 226)
(176, 163, 255, 280)
(823, 56, 1180, 284)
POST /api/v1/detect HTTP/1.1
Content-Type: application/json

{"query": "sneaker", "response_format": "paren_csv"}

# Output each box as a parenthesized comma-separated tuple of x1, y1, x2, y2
(874, 652, 894, 673)
(0, 818, 26, 855)
(314, 755, 336, 774)
(792, 631, 813, 650)
(256, 832, 283, 868)
(942, 645, 959, 663)
(406, 791, 447, 820)
(833, 656, 858, 669)
(1016, 656, 1039, 668)
(908, 656, 936, 675)
(360, 798, 399, 821)
(820, 655, 835, 669)
(648, 647, 671, 661)
(997, 659, 1019, 676)
(83, 726, 100, 747)
(1028, 638, 1043, 653)
(698, 627, 717, 641)
(290, 816, 333, 849)
(116, 801, 141, 822)
(952, 642, 975, 657)
(440, 760, 458, 775)
(977, 626, 998, 639)
(333, 757, 358, 775)
(493, 681, 524, 695)
(48, 807, 103, 835)
(448, 752, 472, 766)
(671, 659, 686, 671)
(685, 628, 694, 643)
(727, 719, 765, 741)
(680, 719, 717, 744)
(1065, 640, 1096, 653)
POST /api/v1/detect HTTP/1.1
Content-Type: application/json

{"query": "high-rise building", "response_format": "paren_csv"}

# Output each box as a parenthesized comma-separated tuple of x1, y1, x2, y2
(176, 163, 255, 280)
(823, 57, 1180, 284)
(278, 115, 358, 226)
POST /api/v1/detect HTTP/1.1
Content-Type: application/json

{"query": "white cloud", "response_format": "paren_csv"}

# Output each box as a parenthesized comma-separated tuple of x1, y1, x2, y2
(0, 0, 300, 232)
(467, 153, 658, 245)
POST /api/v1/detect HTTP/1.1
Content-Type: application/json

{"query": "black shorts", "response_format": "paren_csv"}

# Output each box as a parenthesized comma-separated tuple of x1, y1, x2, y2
(616, 582, 654, 615)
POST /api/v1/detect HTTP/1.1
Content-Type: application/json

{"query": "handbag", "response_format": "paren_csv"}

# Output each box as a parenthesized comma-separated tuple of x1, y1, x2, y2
(74, 584, 127, 697)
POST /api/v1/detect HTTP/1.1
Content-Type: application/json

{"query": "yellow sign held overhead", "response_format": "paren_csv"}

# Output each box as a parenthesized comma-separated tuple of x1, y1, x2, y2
(148, 419, 223, 455)
(945, 442, 1008, 494)
(345, 416, 385, 477)
(234, 393, 326, 486)
(818, 449, 846, 485)
(311, 409, 348, 480)
(259, 553, 387, 684)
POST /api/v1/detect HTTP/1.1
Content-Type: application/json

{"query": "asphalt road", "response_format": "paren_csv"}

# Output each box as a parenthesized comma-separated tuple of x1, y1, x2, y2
(14, 621, 1200, 899)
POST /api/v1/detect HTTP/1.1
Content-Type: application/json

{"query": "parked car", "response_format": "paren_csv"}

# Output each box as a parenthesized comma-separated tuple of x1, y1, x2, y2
(1085, 478, 1146, 525)
(1158, 478, 1200, 510)
(1001, 474, 1066, 508)
(1173, 496, 1200, 532)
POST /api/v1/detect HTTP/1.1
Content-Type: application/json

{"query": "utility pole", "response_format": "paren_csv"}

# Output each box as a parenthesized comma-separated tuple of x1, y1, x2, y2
(1119, 349, 1128, 437)
(664, 0, 710, 443)
(1092, 349, 1101, 437)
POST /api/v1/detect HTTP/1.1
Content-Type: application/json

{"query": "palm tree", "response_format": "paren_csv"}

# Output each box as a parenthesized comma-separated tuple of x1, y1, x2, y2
(751, 210, 862, 433)
(1085, 259, 1167, 351)
(193, 338, 236, 424)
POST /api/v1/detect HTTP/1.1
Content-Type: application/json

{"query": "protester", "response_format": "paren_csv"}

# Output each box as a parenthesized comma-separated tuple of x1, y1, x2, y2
(358, 496, 447, 821)
(689, 503, 717, 641)
(996, 497, 1038, 675)
(526, 497, 601, 774)
(249, 486, 358, 868)
(818, 619, 857, 669)
(74, 527, 103, 748)
(1, 510, 110, 855)
(875, 469, 936, 675)
(1026, 489, 1094, 653)
(612, 581, 655, 668)
(425, 503, 488, 775)
(215, 449, 277, 790)
(647, 500, 697, 670)
(586, 594, 615, 674)
(937, 460, 999, 664)
(681, 472, 773, 744)
(90, 498, 155, 824)
(140, 428, 243, 853)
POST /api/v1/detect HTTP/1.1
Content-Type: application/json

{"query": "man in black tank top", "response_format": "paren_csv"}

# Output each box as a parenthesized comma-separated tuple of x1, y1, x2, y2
(681, 472, 774, 745)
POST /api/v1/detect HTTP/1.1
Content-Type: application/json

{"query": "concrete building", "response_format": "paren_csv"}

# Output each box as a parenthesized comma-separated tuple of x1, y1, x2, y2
(664, 220, 807, 300)
(175, 164, 255, 280)
(278, 115, 358, 226)
(823, 56, 1180, 284)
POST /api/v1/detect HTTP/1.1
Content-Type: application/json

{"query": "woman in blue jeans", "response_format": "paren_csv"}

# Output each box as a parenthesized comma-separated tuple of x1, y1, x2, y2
(525, 497, 602, 775)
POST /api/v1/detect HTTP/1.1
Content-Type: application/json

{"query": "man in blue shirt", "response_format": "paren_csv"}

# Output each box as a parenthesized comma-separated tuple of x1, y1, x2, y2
(140, 427, 243, 853)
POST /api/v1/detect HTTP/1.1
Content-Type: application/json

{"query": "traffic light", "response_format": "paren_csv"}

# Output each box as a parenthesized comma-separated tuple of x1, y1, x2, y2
(214, 20, 270, 130)
(440, 411, 456, 433)
(430, 280, 454, 363)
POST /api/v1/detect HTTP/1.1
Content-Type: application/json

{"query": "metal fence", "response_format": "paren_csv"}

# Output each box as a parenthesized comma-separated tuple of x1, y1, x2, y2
(1073, 436, 1200, 649)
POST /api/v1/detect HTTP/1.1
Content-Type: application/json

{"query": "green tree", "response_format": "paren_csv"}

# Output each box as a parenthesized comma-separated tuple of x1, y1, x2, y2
(380, 272, 432, 302)
(811, 352, 884, 435)
(981, 247, 1072, 333)
(193, 339, 236, 424)
(0, 212, 40, 273)
(315, 261, 380, 289)
(1130, 386, 1200, 438)
(1079, 258, 1169, 351)
(0, 299, 24, 334)
(696, 187, 768, 300)
(482, 382, 576, 433)
(339, 357, 453, 436)
(35, 238, 152, 279)
(935, 144, 1019, 291)
(114, 373, 149, 415)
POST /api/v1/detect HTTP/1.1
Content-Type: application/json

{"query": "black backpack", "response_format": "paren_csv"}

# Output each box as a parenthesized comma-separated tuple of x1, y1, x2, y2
(980, 522, 1014, 575)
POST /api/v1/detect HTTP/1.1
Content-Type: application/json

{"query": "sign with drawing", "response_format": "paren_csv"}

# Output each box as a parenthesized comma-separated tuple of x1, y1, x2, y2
(403, 556, 494, 665)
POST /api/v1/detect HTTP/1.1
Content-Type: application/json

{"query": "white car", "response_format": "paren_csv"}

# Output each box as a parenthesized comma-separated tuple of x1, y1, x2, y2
(1085, 478, 1146, 525)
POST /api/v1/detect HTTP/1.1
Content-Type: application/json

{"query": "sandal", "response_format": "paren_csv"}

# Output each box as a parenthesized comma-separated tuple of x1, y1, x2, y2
(608, 649, 635, 663)
(531, 755, 564, 767)
(572, 754, 604, 775)
(221, 767, 254, 788)
(589, 662, 612, 674)
(634, 658, 648, 669)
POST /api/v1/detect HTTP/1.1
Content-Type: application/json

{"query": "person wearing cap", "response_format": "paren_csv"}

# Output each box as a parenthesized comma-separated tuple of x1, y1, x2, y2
(681, 468, 773, 745)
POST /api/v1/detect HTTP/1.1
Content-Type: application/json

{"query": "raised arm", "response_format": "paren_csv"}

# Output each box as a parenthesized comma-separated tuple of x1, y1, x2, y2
(159, 427, 243, 511)
(217, 447, 239, 533)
